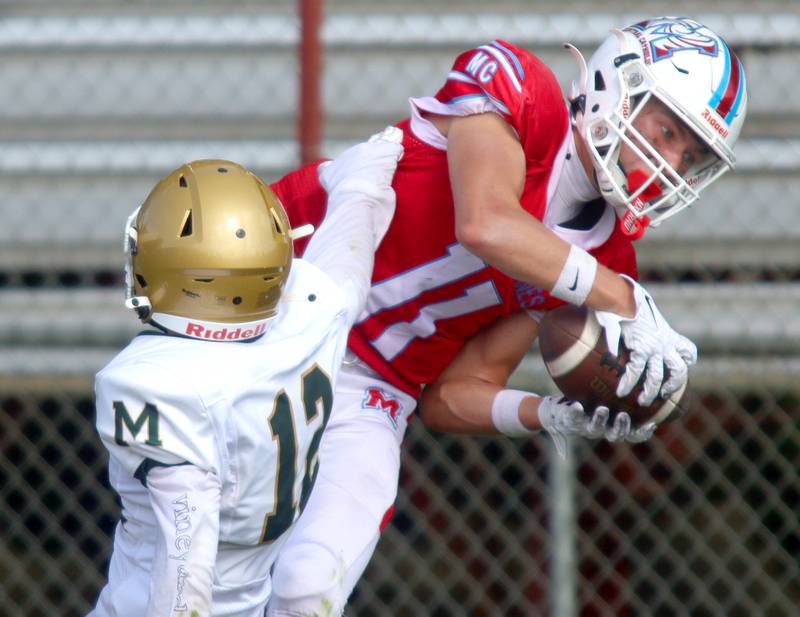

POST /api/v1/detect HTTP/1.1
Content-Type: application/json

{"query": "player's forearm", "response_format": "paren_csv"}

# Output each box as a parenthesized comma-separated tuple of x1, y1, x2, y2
(458, 207, 635, 317)
(420, 378, 500, 434)
(456, 202, 567, 286)
(587, 266, 636, 317)
(448, 112, 635, 318)
(146, 465, 221, 617)
(420, 378, 545, 434)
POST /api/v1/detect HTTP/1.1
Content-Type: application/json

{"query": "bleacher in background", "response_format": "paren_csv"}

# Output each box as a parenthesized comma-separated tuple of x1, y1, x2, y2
(1, 1, 799, 373)
(1, 2, 798, 616)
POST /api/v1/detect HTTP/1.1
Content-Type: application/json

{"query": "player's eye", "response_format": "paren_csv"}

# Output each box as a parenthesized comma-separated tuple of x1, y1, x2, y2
(661, 124, 673, 140)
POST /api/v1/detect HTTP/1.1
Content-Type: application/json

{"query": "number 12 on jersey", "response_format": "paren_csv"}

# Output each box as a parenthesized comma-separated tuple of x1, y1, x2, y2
(260, 365, 333, 543)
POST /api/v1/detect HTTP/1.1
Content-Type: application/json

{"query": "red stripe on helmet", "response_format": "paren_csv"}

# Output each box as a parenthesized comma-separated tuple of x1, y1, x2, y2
(715, 52, 741, 120)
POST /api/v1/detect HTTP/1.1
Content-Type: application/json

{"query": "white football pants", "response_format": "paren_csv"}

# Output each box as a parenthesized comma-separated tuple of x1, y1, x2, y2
(266, 354, 416, 616)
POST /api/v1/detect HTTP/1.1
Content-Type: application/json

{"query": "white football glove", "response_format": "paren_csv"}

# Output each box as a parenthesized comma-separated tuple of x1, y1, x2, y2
(318, 126, 403, 244)
(595, 275, 697, 407)
(537, 396, 657, 459)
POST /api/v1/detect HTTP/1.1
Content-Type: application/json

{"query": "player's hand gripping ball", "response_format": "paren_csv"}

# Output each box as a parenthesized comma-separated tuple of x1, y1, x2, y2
(538, 304, 691, 429)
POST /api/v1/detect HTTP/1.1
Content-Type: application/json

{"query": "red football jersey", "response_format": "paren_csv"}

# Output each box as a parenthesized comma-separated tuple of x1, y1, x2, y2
(272, 41, 637, 397)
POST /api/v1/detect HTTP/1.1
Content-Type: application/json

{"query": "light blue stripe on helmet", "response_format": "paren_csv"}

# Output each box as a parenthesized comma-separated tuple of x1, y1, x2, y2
(725, 60, 746, 124)
(708, 40, 731, 109)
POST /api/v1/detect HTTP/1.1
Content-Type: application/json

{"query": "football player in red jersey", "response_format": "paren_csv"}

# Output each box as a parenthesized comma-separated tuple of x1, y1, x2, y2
(266, 17, 747, 616)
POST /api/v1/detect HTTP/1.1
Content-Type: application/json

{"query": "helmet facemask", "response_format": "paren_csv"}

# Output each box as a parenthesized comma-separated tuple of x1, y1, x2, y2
(591, 85, 728, 236)
(568, 18, 746, 238)
(124, 205, 152, 319)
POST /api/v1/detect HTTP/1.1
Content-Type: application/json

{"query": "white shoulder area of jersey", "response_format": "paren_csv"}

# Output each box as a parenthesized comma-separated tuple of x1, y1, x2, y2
(95, 348, 216, 474)
(96, 342, 198, 403)
(96, 257, 347, 430)
(408, 95, 499, 151)
(97, 333, 204, 393)
(274, 258, 348, 335)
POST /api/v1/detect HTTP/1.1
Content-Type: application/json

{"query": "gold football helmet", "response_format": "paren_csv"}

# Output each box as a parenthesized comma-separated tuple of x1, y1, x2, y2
(124, 159, 312, 340)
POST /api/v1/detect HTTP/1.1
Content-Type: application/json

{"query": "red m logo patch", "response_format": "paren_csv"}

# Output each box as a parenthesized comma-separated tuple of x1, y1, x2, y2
(362, 387, 402, 427)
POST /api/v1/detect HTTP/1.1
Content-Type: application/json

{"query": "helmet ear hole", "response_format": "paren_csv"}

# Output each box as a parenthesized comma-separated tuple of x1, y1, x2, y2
(594, 70, 606, 91)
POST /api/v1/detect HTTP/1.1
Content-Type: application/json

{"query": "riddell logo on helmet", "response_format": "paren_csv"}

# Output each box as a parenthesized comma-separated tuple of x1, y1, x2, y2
(185, 322, 267, 340)
(701, 108, 729, 138)
(621, 94, 631, 119)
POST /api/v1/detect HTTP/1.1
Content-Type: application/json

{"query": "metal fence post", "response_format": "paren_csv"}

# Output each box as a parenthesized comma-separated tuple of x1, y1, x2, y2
(549, 438, 577, 617)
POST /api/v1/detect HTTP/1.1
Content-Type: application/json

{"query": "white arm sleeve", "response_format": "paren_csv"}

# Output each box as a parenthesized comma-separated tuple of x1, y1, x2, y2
(145, 464, 221, 617)
(303, 127, 402, 326)
(303, 191, 382, 327)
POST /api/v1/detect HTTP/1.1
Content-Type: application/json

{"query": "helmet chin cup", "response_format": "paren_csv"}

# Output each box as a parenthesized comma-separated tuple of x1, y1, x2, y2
(619, 169, 660, 239)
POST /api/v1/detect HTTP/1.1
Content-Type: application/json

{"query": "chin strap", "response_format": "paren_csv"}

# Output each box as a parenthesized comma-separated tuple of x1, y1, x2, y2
(619, 169, 662, 240)
(122, 206, 152, 319)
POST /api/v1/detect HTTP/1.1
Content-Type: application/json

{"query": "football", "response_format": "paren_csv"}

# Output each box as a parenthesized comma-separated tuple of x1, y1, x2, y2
(537, 303, 691, 428)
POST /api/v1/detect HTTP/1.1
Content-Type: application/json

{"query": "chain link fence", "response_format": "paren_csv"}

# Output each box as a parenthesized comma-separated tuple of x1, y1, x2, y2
(3, 380, 798, 616)
(1, 1, 798, 615)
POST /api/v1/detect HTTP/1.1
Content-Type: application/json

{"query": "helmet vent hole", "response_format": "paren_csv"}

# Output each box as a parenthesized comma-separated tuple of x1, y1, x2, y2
(218, 167, 228, 173)
(179, 175, 188, 188)
(593, 70, 606, 92)
(135, 274, 148, 288)
(613, 53, 640, 68)
(232, 296, 242, 305)
(194, 278, 213, 283)
(270, 209, 284, 234)
(179, 209, 193, 237)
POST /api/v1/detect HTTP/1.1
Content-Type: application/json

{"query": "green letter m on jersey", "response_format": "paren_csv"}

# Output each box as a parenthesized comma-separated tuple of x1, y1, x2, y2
(113, 401, 162, 447)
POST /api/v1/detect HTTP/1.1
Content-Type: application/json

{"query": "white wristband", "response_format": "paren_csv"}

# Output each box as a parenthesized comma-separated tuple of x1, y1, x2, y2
(550, 243, 598, 305)
(491, 389, 538, 437)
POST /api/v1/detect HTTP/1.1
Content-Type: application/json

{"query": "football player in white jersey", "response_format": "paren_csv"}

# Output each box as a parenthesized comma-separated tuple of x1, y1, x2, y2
(266, 16, 748, 617)
(88, 128, 403, 617)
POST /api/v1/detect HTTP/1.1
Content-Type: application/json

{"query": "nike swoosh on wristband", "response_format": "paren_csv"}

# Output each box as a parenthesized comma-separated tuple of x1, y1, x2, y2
(568, 271, 579, 291)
